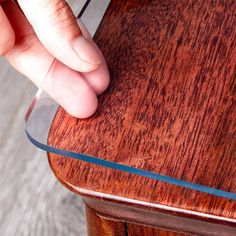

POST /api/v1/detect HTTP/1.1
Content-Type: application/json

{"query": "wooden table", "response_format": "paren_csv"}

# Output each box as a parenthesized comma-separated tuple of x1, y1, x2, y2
(48, 0, 236, 235)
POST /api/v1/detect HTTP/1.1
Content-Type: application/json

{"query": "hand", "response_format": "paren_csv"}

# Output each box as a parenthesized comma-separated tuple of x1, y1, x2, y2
(0, 0, 110, 118)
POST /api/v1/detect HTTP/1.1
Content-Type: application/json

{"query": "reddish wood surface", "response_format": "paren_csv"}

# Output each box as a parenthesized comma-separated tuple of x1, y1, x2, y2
(86, 207, 126, 236)
(127, 224, 188, 236)
(86, 206, 188, 236)
(48, 0, 236, 231)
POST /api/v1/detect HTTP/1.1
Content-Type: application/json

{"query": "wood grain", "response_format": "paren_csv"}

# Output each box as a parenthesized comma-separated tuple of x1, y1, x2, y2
(86, 207, 126, 236)
(48, 0, 236, 232)
(86, 206, 188, 236)
(127, 224, 188, 236)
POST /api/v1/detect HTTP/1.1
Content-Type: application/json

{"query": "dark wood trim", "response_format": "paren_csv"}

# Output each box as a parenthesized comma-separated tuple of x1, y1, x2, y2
(86, 205, 189, 236)
(84, 198, 236, 236)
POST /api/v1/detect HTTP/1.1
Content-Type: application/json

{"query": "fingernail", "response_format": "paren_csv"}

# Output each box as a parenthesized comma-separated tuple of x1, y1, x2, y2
(72, 36, 102, 65)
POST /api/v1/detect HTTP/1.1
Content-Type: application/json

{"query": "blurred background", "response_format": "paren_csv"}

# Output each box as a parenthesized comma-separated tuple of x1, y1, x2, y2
(0, 1, 90, 235)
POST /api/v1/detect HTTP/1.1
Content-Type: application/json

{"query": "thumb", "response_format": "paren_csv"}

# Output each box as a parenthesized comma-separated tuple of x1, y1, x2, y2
(18, 0, 102, 72)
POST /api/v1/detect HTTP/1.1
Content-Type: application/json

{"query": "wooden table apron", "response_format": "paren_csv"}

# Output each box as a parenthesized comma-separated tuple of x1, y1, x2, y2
(47, 0, 236, 234)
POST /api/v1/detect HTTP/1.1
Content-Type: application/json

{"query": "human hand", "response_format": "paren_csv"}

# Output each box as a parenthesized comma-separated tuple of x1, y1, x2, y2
(0, 0, 110, 118)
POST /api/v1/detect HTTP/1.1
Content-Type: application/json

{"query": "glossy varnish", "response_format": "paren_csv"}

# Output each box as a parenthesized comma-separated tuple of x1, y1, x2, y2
(48, 0, 236, 223)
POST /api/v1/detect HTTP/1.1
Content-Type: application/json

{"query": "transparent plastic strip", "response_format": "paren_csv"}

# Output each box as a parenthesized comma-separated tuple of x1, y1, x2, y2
(25, 0, 236, 201)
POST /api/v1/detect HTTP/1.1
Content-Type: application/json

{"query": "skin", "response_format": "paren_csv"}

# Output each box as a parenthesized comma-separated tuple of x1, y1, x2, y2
(0, 0, 110, 118)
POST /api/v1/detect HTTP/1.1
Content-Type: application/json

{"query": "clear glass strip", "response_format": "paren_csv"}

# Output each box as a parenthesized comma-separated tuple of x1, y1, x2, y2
(25, 0, 236, 201)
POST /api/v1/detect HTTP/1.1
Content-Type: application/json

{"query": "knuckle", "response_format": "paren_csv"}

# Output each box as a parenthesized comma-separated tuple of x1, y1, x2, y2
(48, 0, 77, 33)
(15, 34, 36, 54)
(6, 34, 36, 61)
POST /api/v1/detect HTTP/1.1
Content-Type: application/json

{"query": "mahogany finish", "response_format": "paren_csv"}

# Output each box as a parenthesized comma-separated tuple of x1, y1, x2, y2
(48, 0, 236, 234)
(86, 207, 126, 236)
(86, 206, 188, 236)
(127, 224, 187, 236)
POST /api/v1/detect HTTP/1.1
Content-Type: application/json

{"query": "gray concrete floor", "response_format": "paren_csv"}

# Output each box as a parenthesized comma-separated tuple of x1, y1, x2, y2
(0, 1, 93, 235)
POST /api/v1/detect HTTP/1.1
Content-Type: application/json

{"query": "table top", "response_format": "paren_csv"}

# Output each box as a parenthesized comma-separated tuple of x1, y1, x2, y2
(48, 0, 236, 224)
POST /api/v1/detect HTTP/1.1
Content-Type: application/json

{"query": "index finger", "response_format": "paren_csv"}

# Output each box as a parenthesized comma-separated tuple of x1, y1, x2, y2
(17, 0, 103, 72)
